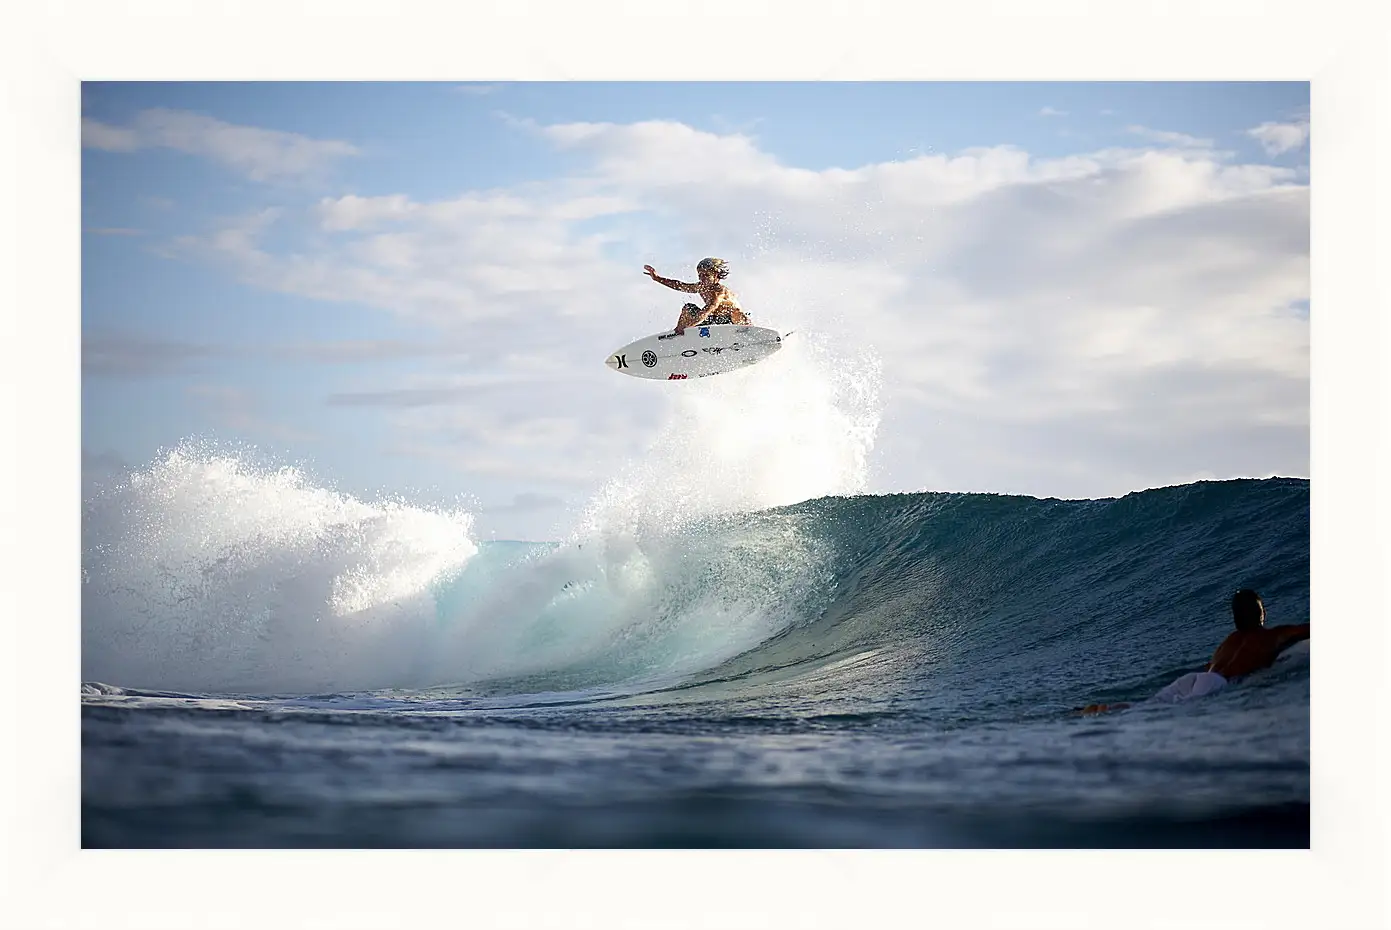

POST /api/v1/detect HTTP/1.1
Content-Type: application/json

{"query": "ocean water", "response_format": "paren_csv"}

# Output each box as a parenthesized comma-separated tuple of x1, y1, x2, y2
(81, 346, 1309, 848)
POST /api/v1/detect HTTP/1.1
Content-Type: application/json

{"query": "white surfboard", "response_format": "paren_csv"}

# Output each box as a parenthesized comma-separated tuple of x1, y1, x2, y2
(605, 324, 786, 381)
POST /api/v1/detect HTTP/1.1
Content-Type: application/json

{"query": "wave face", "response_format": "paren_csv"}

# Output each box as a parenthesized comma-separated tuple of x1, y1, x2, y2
(721, 476, 1310, 719)
(436, 476, 1309, 719)
(83, 441, 1308, 718)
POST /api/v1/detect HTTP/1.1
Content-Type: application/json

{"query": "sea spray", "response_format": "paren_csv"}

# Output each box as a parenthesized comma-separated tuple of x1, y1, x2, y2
(431, 333, 884, 687)
(82, 339, 883, 695)
(82, 443, 478, 693)
(574, 331, 881, 538)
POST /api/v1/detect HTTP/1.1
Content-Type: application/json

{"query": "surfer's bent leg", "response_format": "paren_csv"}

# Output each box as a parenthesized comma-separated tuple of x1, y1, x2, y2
(678, 303, 702, 328)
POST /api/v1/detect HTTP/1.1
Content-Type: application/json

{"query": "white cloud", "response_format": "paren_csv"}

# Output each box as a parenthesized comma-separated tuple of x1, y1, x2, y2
(1125, 125, 1214, 148)
(81, 120, 140, 151)
(315, 193, 419, 231)
(1038, 106, 1068, 117)
(1247, 119, 1310, 156)
(81, 108, 358, 181)
(167, 118, 1308, 504)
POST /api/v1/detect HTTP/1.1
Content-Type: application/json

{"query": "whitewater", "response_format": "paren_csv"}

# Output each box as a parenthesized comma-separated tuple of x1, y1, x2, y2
(81, 338, 1309, 847)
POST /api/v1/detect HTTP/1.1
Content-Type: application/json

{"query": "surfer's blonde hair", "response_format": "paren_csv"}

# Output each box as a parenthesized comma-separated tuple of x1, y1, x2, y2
(696, 257, 730, 279)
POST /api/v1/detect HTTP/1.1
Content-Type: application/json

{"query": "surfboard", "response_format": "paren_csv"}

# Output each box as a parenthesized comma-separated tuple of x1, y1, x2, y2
(604, 324, 786, 381)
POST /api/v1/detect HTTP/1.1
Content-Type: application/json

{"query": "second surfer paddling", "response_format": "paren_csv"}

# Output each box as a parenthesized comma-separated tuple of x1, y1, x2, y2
(1078, 589, 1309, 715)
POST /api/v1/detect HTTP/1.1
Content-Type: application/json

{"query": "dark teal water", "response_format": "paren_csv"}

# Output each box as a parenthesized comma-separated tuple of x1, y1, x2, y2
(82, 477, 1310, 847)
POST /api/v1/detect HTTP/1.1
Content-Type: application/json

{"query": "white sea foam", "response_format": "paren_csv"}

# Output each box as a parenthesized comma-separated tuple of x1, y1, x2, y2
(82, 444, 478, 693)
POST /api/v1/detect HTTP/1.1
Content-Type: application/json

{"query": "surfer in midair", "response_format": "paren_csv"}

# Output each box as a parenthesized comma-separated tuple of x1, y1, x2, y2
(643, 257, 751, 335)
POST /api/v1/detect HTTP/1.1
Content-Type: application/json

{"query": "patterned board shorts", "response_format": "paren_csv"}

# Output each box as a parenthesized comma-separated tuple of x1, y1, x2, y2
(683, 302, 735, 324)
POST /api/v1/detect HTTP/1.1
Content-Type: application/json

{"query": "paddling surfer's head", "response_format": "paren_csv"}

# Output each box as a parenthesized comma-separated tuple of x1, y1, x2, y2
(696, 257, 730, 284)
(1231, 589, 1265, 630)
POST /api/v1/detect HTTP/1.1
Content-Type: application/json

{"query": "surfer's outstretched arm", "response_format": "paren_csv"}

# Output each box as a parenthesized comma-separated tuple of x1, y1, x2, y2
(1274, 623, 1310, 653)
(643, 265, 699, 293)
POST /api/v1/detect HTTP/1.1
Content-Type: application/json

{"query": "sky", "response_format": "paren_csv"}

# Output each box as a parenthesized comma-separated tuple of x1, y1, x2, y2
(81, 81, 1311, 539)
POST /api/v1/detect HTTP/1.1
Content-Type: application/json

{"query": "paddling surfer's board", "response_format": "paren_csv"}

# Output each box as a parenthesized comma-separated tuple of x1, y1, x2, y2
(605, 324, 785, 380)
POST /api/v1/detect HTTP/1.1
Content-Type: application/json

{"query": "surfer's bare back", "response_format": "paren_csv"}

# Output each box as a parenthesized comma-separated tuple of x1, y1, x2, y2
(644, 257, 751, 334)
